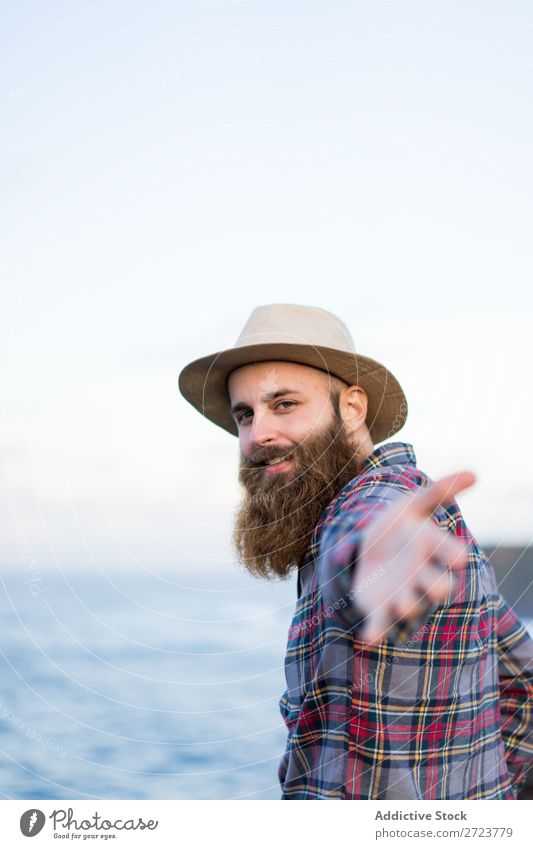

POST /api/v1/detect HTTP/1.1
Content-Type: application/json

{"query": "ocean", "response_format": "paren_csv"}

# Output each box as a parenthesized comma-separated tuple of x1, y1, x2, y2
(0, 568, 294, 800)
(1, 568, 531, 800)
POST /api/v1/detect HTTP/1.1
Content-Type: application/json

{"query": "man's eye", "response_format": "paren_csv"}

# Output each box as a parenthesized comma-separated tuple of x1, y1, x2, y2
(237, 401, 296, 424)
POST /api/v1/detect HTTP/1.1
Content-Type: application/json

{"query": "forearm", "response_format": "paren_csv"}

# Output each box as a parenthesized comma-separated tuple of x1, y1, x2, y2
(317, 492, 391, 629)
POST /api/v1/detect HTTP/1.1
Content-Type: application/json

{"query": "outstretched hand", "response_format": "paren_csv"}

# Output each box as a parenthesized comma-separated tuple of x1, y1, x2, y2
(353, 471, 477, 645)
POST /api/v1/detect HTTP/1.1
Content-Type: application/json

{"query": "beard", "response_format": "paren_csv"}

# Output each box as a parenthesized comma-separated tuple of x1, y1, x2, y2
(232, 411, 367, 580)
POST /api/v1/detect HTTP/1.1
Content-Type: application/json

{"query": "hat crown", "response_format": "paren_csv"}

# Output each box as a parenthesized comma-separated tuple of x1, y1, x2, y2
(235, 303, 356, 353)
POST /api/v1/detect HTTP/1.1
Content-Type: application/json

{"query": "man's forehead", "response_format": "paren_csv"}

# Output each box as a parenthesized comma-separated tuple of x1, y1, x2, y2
(227, 360, 327, 395)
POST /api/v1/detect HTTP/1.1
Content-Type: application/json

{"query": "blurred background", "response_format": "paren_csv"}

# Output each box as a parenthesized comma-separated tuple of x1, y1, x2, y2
(1, 0, 532, 799)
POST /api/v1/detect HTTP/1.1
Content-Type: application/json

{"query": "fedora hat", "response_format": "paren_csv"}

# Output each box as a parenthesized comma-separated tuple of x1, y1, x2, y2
(178, 303, 407, 444)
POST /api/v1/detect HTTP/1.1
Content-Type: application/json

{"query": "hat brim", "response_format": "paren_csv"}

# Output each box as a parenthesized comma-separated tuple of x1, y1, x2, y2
(178, 343, 407, 444)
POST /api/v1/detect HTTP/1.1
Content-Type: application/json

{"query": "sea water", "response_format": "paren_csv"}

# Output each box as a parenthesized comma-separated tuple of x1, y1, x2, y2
(0, 568, 293, 800)
(0, 567, 531, 800)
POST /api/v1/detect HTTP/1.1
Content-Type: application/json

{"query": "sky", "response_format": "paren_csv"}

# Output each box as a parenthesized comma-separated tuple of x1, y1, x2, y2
(1, 0, 533, 576)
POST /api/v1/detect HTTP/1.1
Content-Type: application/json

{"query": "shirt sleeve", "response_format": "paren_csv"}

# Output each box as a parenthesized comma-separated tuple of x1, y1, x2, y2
(495, 594, 533, 793)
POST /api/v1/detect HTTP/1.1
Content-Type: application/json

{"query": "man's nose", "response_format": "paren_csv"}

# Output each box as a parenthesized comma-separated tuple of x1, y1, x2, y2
(249, 410, 279, 446)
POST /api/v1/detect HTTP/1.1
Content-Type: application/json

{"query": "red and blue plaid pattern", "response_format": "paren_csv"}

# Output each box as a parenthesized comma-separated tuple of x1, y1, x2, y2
(278, 442, 533, 799)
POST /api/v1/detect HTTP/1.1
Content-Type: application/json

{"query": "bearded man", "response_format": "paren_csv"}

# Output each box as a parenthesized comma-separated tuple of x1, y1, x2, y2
(179, 303, 533, 800)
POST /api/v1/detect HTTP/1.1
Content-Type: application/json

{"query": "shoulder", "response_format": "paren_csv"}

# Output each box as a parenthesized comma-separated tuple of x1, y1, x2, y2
(335, 463, 431, 507)
(318, 463, 431, 533)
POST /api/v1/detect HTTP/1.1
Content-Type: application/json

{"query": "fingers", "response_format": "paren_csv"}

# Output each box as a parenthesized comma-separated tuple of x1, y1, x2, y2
(414, 564, 456, 604)
(409, 471, 477, 519)
(391, 586, 428, 622)
(425, 525, 470, 571)
(359, 606, 390, 646)
(391, 565, 454, 622)
(360, 559, 460, 647)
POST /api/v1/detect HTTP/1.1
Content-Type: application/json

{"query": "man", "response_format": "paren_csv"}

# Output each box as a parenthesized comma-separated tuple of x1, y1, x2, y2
(179, 303, 533, 800)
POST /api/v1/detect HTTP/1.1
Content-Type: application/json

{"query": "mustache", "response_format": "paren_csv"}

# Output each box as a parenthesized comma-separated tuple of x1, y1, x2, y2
(240, 444, 297, 468)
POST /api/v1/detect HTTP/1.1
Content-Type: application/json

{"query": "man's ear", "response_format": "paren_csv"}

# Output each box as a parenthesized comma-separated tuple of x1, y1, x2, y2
(340, 385, 368, 431)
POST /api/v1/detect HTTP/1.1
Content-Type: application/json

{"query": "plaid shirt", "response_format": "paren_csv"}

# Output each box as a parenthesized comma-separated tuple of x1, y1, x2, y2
(278, 442, 533, 800)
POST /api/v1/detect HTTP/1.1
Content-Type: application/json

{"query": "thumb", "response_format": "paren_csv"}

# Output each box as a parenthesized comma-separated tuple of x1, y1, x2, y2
(410, 471, 476, 519)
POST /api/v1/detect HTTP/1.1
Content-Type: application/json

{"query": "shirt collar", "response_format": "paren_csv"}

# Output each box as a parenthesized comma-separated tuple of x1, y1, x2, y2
(360, 441, 417, 473)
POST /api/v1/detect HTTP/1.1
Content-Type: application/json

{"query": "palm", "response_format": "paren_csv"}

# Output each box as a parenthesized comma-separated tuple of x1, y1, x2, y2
(353, 471, 476, 644)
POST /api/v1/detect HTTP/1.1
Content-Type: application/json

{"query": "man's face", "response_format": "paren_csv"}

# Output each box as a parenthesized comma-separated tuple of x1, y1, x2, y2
(228, 361, 367, 579)
(228, 360, 340, 475)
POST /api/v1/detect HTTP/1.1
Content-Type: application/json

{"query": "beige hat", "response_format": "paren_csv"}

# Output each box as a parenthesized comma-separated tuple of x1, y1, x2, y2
(178, 303, 407, 444)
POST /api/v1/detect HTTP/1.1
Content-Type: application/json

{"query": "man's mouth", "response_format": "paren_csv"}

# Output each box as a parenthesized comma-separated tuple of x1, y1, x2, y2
(261, 455, 294, 474)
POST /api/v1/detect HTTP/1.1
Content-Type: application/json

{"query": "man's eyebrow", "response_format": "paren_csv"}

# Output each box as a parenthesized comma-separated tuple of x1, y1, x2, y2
(230, 389, 303, 418)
